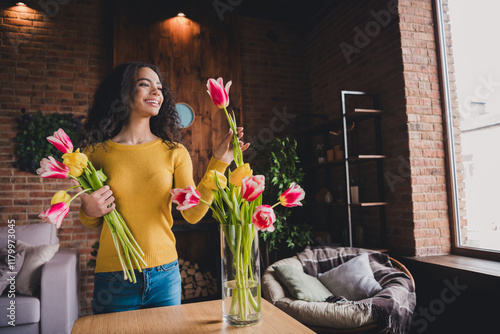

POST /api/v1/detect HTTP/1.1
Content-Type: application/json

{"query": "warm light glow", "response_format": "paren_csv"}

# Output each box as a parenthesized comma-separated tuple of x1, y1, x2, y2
(16, 2, 26, 5)
(177, 12, 185, 17)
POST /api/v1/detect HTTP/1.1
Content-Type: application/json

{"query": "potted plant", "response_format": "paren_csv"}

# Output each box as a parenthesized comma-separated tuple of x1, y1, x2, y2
(254, 137, 313, 267)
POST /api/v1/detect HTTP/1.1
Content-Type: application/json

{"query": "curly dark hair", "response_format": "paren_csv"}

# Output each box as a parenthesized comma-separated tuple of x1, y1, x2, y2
(78, 61, 182, 150)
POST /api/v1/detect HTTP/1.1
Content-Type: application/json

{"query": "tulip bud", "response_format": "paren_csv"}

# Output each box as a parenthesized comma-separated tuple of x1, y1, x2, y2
(241, 175, 265, 202)
(279, 183, 305, 207)
(229, 163, 252, 187)
(252, 205, 276, 232)
(51, 190, 71, 205)
(47, 128, 74, 154)
(37, 156, 69, 179)
(62, 149, 88, 177)
(39, 202, 70, 229)
(170, 185, 201, 210)
(202, 170, 227, 190)
(207, 78, 232, 109)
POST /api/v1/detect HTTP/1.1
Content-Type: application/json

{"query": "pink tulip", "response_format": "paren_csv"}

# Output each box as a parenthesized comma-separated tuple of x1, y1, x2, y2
(207, 78, 232, 109)
(47, 128, 73, 154)
(39, 202, 69, 229)
(252, 205, 276, 232)
(241, 175, 265, 202)
(36, 156, 70, 179)
(279, 183, 305, 207)
(170, 185, 201, 210)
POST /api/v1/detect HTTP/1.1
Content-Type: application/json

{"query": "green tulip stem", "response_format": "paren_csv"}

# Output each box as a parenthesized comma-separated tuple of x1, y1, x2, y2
(64, 184, 84, 193)
(222, 106, 243, 168)
(271, 201, 281, 209)
(67, 188, 92, 205)
(107, 220, 130, 281)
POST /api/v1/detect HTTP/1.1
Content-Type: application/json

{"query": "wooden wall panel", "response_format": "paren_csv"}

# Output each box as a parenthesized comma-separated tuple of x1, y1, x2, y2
(113, 1, 242, 182)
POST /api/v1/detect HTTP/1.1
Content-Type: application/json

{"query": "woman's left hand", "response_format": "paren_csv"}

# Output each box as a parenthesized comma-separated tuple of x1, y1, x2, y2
(213, 127, 250, 164)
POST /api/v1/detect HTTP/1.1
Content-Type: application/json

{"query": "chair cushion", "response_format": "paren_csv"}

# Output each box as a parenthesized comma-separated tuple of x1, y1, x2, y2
(272, 264, 332, 302)
(263, 256, 377, 329)
(0, 249, 25, 295)
(318, 253, 382, 301)
(275, 297, 375, 329)
(15, 240, 59, 296)
(0, 295, 40, 327)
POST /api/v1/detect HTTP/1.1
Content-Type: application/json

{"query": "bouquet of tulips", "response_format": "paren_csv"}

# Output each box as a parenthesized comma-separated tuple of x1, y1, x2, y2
(170, 78, 305, 324)
(37, 129, 146, 282)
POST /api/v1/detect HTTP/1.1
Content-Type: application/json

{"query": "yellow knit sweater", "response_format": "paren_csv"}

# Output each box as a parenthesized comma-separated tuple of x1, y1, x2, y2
(79, 139, 229, 273)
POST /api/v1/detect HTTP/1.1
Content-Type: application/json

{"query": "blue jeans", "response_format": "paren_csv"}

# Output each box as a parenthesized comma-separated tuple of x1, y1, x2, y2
(92, 260, 181, 314)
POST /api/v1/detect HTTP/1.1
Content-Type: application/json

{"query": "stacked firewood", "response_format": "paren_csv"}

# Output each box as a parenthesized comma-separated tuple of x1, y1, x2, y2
(179, 258, 218, 300)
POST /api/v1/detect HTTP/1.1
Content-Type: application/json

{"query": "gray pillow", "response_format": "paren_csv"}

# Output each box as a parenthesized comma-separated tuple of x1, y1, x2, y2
(0, 248, 25, 295)
(318, 253, 382, 301)
(15, 239, 59, 296)
(273, 264, 332, 302)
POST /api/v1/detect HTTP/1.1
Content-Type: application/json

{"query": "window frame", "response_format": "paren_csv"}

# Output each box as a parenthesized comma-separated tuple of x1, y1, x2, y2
(433, 0, 500, 262)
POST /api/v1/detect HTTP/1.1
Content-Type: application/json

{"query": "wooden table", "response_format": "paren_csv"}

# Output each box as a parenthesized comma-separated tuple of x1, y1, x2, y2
(71, 299, 315, 333)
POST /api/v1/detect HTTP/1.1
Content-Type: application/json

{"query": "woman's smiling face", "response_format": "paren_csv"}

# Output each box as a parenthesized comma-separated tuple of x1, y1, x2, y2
(129, 66, 164, 118)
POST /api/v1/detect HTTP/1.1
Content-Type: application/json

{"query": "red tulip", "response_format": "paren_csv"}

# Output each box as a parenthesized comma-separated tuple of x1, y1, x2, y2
(47, 128, 73, 154)
(36, 156, 70, 179)
(170, 185, 201, 210)
(241, 175, 265, 202)
(39, 202, 69, 229)
(279, 183, 305, 207)
(252, 205, 276, 232)
(207, 78, 232, 109)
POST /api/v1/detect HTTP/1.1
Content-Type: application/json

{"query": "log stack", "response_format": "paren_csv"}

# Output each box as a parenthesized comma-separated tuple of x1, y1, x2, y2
(179, 258, 218, 301)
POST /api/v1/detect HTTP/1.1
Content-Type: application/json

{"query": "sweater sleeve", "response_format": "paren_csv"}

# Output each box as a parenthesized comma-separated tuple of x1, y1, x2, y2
(173, 145, 229, 224)
(79, 207, 104, 229)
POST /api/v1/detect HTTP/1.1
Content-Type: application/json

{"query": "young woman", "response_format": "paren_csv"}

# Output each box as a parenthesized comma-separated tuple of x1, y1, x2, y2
(77, 61, 248, 314)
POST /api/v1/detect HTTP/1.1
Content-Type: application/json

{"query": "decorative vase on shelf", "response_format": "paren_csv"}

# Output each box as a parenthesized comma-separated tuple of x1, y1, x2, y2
(221, 223, 262, 327)
(350, 186, 359, 203)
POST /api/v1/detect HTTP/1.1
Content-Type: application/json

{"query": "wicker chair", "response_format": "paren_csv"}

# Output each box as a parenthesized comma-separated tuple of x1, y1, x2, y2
(263, 254, 415, 334)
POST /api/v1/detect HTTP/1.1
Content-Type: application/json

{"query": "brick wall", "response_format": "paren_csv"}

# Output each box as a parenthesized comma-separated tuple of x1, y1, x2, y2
(239, 17, 309, 160)
(0, 1, 113, 316)
(398, 0, 451, 256)
(303, 0, 452, 256)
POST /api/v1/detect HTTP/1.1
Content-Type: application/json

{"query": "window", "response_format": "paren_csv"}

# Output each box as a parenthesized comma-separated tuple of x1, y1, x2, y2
(436, 0, 500, 259)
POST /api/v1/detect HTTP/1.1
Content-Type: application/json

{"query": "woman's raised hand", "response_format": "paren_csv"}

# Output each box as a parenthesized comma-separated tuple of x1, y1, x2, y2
(213, 127, 250, 164)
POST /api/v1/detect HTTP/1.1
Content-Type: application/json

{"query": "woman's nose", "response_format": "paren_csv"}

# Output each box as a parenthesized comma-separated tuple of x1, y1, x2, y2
(151, 88, 159, 95)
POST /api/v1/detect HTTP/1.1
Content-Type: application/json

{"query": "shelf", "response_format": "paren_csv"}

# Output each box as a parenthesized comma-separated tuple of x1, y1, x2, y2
(300, 117, 342, 136)
(301, 91, 387, 249)
(300, 109, 382, 136)
(312, 202, 388, 207)
(303, 155, 386, 170)
(349, 155, 386, 161)
(351, 202, 388, 207)
(347, 108, 382, 117)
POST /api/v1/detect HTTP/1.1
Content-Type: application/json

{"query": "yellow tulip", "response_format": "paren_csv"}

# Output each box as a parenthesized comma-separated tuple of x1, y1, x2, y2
(67, 166, 84, 177)
(51, 190, 71, 205)
(229, 163, 252, 187)
(203, 170, 227, 190)
(62, 149, 88, 177)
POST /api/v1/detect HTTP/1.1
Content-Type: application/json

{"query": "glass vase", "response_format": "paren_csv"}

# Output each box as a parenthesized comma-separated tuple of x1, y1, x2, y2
(220, 223, 262, 327)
